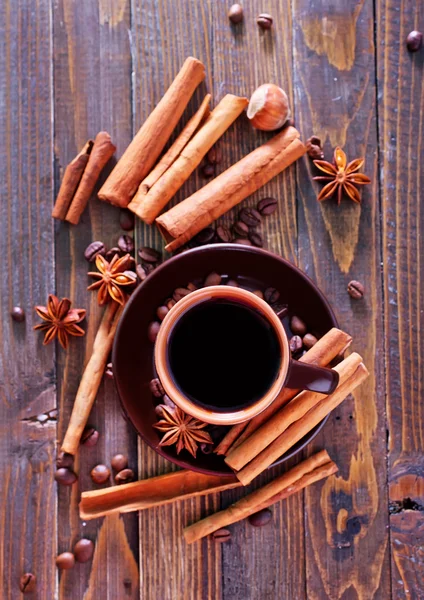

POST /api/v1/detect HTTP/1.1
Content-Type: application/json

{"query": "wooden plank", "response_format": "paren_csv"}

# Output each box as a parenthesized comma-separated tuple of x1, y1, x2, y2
(292, 0, 391, 598)
(375, 0, 424, 597)
(0, 1, 56, 598)
(52, 1, 138, 598)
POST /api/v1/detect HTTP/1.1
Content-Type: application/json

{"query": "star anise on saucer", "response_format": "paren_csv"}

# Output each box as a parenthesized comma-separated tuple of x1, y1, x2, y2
(87, 253, 137, 306)
(313, 147, 371, 205)
(153, 405, 213, 458)
(34, 294, 86, 350)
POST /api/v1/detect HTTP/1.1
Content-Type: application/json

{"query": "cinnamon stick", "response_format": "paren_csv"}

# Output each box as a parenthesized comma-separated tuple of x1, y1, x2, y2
(128, 94, 248, 224)
(156, 127, 306, 252)
(52, 140, 93, 220)
(226, 352, 362, 472)
(184, 450, 337, 543)
(135, 94, 211, 194)
(216, 328, 352, 455)
(61, 302, 123, 455)
(236, 362, 369, 485)
(80, 470, 240, 520)
(65, 132, 116, 225)
(98, 57, 206, 207)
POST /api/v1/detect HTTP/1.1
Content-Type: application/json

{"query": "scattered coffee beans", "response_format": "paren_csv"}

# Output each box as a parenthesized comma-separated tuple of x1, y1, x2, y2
(166, 298, 176, 310)
(199, 442, 213, 454)
(257, 197, 278, 216)
(56, 451, 74, 469)
(147, 321, 161, 343)
(136, 264, 148, 281)
(156, 305, 169, 321)
(257, 13, 273, 29)
(406, 30, 423, 52)
(248, 508, 272, 527)
(19, 573, 36, 593)
(226, 279, 239, 287)
(303, 333, 318, 348)
(233, 220, 249, 237)
(228, 3, 243, 24)
(55, 467, 78, 486)
(347, 280, 365, 299)
(117, 234, 134, 254)
(192, 227, 215, 245)
(105, 247, 122, 262)
(289, 335, 303, 353)
(115, 468, 135, 484)
(201, 163, 215, 178)
(139, 247, 161, 263)
(11, 306, 25, 322)
(234, 238, 253, 246)
(248, 231, 263, 247)
(56, 552, 75, 570)
(212, 528, 231, 542)
(111, 454, 128, 472)
(204, 272, 222, 286)
(84, 241, 106, 262)
(264, 287, 280, 303)
(74, 539, 94, 563)
(105, 362, 113, 379)
(90, 464, 110, 484)
(216, 225, 232, 242)
(150, 377, 165, 397)
(239, 207, 262, 227)
(81, 425, 99, 447)
(187, 282, 197, 291)
(252, 290, 264, 299)
(306, 136, 324, 160)
(119, 209, 135, 231)
(173, 287, 191, 301)
(290, 315, 307, 336)
(163, 394, 176, 409)
(155, 404, 165, 418)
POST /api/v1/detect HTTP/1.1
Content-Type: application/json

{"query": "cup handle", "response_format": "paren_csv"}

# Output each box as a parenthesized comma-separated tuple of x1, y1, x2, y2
(286, 360, 339, 394)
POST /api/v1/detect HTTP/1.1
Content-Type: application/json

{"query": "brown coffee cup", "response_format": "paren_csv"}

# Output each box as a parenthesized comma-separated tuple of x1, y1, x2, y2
(154, 286, 338, 425)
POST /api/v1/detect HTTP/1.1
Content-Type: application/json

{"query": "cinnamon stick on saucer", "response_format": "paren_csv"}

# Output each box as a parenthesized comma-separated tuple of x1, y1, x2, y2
(52, 140, 93, 220)
(156, 126, 306, 252)
(98, 57, 206, 207)
(129, 94, 249, 224)
(184, 450, 337, 543)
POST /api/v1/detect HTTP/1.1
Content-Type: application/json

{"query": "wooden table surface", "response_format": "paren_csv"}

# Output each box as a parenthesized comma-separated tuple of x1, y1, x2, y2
(1, 0, 423, 598)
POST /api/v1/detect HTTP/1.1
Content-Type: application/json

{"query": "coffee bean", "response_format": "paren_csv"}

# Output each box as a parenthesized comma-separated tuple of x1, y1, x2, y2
(163, 394, 176, 409)
(139, 246, 161, 263)
(81, 425, 99, 447)
(201, 163, 215, 178)
(11, 306, 25, 322)
(56, 451, 74, 469)
(166, 298, 176, 311)
(155, 404, 165, 417)
(290, 315, 307, 336)
(226, 279, 239, 287)
(136, 264, 148, 281)
(257, 197, 278, 216)
(264, 287, 280, 303)
(252, 290, 264, 299)
(199, 442, 213, 454)
(192, 227, 215, 245)
(248, 508, 272, 527)
(156, 305, 169, 321)
(105, 362, 113, 379)
(212, 528, 231, 542)
(239, 207, 262, 227)
(228, 3, 243, 24)
(289, 335, 303, 353)
(207, 145, 222, 164)
(347, 280, 365, 299)
(233, 221, 249, 237)
(111, 454, 128, 472)
(204, 272, 222, 286)
(90, 464, 110, 484)
(149, 377, 165, 397)
(117, 234, 134, 254)
(105, 247, 122, 262)
(303, 333, 318, 348)
(173, 287, 191, 302)
(56, 552, 75, 570)
(406, 30, 423, 52)
(115, 468, 135, 484)
(216, 225, 232, 243)
(248, 231, 263, 247)
(55, 467, 77, 486)
(257, 13, 273, 29)
(306, 137, 324, 160)
(147, 321, 161, 343)
(119, 209, 135, 231)
(234, 238, 253, 246)
(187, 282, 197, 291)
(20, 573, 36, 593)
(84, 241, 106, 262)
(273, 303, 288, 318)
(74, 539, 94, 564)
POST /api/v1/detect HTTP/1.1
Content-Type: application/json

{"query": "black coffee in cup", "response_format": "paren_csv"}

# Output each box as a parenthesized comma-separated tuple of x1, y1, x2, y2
(168, 299, 281, 412)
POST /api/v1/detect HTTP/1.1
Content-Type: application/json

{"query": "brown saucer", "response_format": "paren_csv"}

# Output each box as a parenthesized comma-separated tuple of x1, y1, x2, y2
(112, 244, 338, 476)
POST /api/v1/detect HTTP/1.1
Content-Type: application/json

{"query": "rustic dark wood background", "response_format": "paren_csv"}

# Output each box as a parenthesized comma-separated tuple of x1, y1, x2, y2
(1, 0, 423, 598)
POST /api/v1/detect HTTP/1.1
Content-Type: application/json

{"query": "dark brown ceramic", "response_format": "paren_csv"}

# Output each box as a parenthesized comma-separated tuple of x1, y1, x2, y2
(113, 244, 338, 476)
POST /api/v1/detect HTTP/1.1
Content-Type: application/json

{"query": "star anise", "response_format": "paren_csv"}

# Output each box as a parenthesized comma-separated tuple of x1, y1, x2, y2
(34, 294, 86, 350)
(313, 147, 371, 205)
(87, 253, 137, 306)
(153, 405, 213, 458)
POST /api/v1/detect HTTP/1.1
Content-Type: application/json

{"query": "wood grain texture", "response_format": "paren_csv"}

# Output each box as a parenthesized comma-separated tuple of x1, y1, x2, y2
(53, 0, 138, 598)
(293, 0, 391, 598)
(0, 1, 56, 598)
(376, 0, 424, 596)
